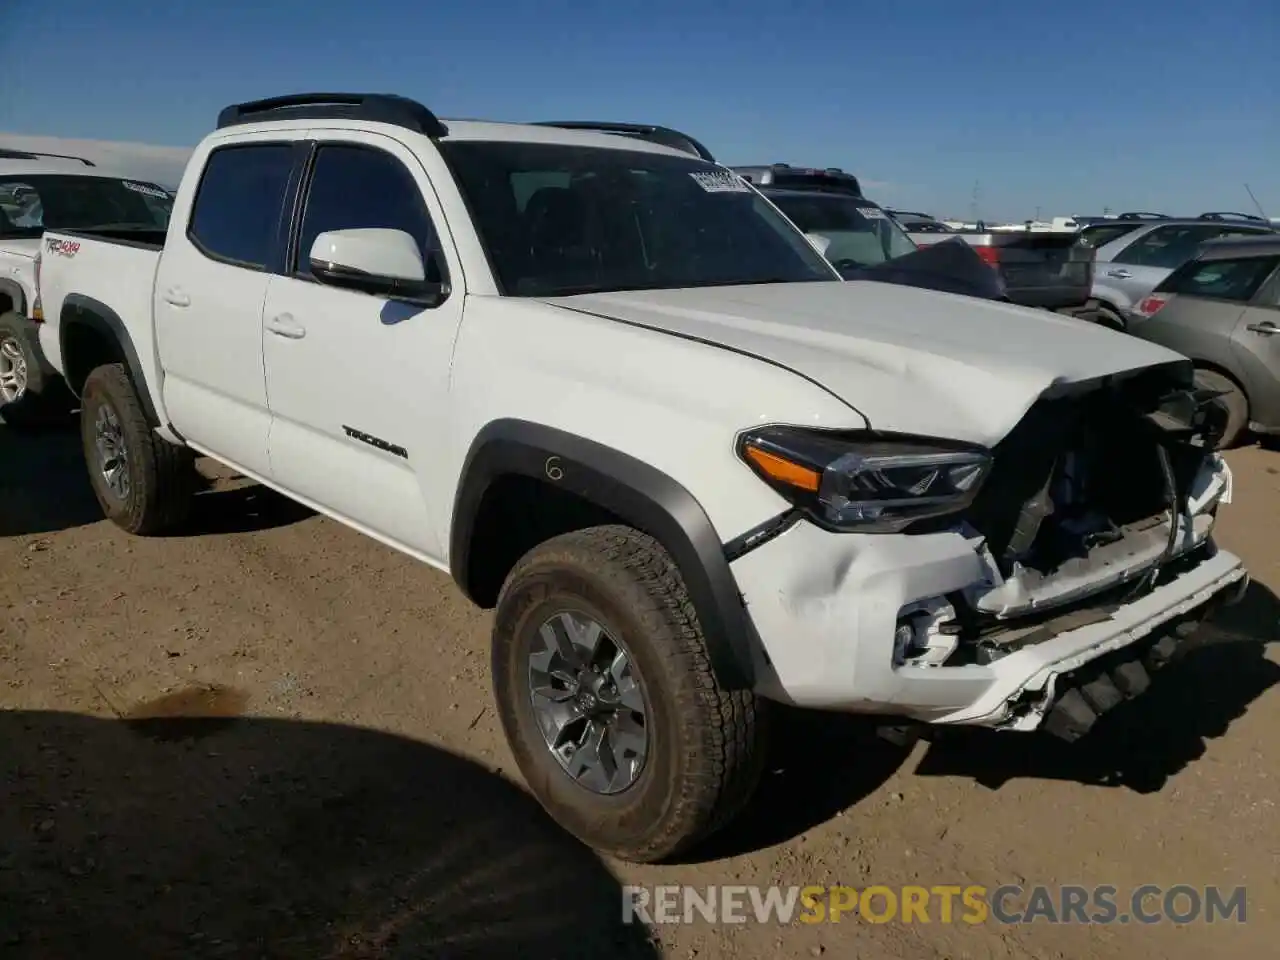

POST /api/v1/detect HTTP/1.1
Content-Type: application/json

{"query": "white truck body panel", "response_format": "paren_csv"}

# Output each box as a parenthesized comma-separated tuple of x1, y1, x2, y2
(34, 109, 1243, 735)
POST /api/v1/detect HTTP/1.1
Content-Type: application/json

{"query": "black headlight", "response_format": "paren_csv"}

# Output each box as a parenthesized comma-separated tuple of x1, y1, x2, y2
(736, 425, 992, 533)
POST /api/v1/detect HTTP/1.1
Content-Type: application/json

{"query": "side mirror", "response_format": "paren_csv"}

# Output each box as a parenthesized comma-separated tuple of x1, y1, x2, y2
(308, 228, 448, 305)
(805, 232, 832, 256)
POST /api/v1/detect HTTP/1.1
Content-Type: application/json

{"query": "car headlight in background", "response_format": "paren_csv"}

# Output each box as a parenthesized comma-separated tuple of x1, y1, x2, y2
(736, 426, 992, 533)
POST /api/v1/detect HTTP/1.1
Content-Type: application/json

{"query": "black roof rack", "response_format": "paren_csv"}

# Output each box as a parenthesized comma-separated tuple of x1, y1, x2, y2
(1198, 211, 1268, 223)
(216, 92, 448, 138)
(531, 121, 715, 162)
(0, 147, 95, 167)
(1116, 211, 1170, 220)
(730, 163, 862, 197)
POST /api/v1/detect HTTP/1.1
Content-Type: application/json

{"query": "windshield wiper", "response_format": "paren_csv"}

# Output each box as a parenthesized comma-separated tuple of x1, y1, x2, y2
(680, 276, 818, 289)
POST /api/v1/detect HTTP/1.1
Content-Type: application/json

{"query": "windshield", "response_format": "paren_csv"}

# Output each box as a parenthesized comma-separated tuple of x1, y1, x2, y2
(766, 193, 918, 268)
(0, 174, 172, 239)
(437, 141, 837, 297)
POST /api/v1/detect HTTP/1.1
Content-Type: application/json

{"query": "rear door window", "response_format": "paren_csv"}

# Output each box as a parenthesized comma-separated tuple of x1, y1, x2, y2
(1112, 225, 1224, 269)
(188, 143, 296, 269)
(1157, 255, 1280, 302)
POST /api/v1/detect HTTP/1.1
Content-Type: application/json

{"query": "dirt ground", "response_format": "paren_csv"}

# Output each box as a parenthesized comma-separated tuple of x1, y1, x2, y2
(2, 416, 1277, 960)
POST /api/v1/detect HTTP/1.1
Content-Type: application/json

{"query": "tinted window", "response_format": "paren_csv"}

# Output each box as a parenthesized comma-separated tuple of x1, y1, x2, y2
(1112, 225, 1224, 269)
(438, 141, 834, 297)
(296, 145, 441, 280)
(0, 175, 170, 240)
(1079, 223, 1141, 249)
(188, 144, 294, 269)
(1158, 255, 1280, 302)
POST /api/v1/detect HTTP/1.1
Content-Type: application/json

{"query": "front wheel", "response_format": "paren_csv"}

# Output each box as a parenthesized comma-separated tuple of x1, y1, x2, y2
(79, 363, 197, 534)
(492, 525, 767, 863)
(0, 311, 68, 427)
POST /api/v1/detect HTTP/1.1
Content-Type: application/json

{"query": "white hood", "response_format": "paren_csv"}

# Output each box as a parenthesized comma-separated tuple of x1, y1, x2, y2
(540, 281, 1189, 446)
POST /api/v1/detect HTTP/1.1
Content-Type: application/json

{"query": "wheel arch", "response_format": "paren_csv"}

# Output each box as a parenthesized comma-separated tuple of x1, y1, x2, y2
(449, 419, 757, 690)
(0, 278, 26, 317)
(59, 294, 160, 425)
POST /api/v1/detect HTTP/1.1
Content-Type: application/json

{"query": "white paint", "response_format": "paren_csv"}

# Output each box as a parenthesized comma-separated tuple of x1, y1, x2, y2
(33, 113, 1248, 730)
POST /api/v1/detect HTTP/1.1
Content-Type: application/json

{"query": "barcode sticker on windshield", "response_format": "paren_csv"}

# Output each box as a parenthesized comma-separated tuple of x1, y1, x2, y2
(121, 180, 170, 200)
(690, 171, 750, 193)
(857, 207, 887, 219)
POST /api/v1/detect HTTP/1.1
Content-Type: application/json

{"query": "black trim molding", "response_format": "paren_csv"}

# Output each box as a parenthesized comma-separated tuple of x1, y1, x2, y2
(59, 294, 160, 425)
(449, 419, 756, 689)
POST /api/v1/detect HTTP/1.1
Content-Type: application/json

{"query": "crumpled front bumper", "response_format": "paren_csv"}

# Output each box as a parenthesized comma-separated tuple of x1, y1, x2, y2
(729, 458, 1243, 733)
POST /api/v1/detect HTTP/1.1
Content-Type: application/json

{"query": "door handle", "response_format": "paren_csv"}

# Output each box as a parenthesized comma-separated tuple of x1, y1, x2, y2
(162, 288, 190, 307)
(265, 313, 306, 340)
(1105, 269, 1132, 279)
(1246, 321, 1279, 336)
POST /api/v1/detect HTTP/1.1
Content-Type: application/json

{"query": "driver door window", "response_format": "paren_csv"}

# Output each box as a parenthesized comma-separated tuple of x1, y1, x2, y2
(293, 144, 444, 283)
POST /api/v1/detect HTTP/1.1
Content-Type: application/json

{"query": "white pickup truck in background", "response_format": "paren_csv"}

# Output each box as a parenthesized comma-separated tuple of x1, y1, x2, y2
(34, 92, 1246, 864)
(0, 148, 174, 422)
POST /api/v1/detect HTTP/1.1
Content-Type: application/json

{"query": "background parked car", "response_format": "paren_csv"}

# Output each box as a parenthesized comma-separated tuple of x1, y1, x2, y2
(1082, 212, 1275, 330)
(887, 209, 957, 235)
(730, 165, 917, 274)
(1126, 233, 1280, 447)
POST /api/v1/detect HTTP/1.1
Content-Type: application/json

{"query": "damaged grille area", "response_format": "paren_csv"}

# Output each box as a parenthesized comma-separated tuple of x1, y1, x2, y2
(945, 361, 1229, 660)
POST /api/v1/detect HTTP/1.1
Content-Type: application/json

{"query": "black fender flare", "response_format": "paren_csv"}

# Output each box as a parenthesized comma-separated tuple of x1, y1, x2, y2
(0, 277, 27, 316)
(59, 294, 160, 425)
(450, 419, 756, 690)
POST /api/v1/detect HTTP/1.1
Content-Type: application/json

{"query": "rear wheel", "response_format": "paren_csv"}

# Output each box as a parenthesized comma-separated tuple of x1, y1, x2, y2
(1194, 368, 1248, 449)
(491, 524, 767, 863)
(79, 363, 196, 534)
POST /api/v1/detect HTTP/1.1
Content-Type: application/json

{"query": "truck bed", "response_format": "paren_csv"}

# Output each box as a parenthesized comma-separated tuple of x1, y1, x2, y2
(36, 228, 165, 395)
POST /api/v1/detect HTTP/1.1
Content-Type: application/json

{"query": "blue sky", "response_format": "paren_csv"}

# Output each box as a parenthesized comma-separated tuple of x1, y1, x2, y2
(1, 0, 1275, 221)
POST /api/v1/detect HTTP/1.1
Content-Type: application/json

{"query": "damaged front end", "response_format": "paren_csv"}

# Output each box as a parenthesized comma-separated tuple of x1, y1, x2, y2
(918, 360, 1241, 735)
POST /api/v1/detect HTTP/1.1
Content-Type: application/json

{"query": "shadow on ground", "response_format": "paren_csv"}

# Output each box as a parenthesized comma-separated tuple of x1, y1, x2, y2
(0, 701, 659, 960)
(693, 580, 1280, 860)
(0, 420, 313, 537)
(0, 416, 101, 536)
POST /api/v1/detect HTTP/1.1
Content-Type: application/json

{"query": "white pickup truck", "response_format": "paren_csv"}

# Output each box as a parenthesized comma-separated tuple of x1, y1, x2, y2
(35, 92, 1246, 863)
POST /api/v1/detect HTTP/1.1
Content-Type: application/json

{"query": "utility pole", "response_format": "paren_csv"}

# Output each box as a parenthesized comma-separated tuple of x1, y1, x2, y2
(970, 180, 981, 225)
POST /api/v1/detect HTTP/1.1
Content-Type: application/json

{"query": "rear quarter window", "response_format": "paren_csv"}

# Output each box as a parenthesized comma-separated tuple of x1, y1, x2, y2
(1157, 255, 1280, 301)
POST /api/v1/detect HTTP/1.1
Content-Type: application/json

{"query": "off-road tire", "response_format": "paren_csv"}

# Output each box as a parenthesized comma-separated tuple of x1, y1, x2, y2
(492, 524, 767, 863)
(80, 363, 196, 534)
(0, 311, 69, 428)
(1194, 368, 1248, 450)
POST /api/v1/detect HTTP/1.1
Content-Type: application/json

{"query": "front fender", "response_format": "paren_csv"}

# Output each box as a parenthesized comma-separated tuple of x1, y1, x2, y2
(450, 419, 761, 690)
